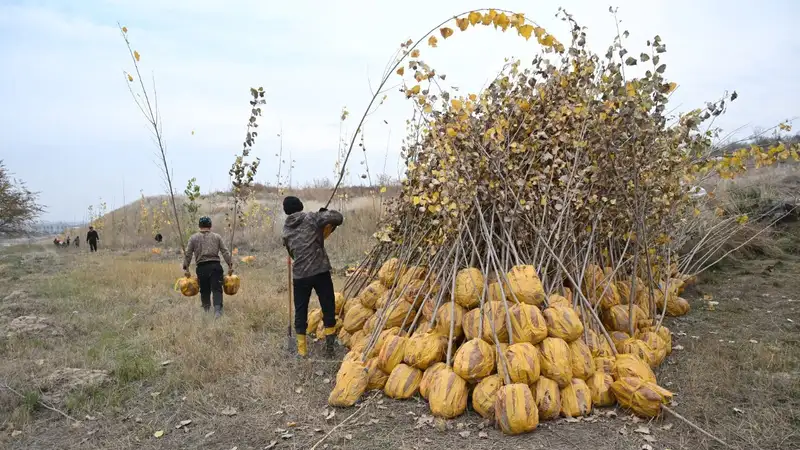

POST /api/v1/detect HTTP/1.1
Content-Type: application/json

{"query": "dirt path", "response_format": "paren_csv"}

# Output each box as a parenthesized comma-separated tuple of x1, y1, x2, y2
(0, 247, 797, 450)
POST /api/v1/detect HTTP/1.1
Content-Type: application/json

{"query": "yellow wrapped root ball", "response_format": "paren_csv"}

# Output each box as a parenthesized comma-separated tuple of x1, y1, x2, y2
(505, 265, 546, 306)
(543, 306, 584, 342)
(639, 325, 672, 355)
(667, 296, 691, 316)
(378, 258, 403, 287)
(462, 308, 481, 340)
(334, 292, 345, 315)
(637, 331, 667, 366)
(223, 274, 240, 295)
(365, 358, 389, 391)
(589, 282, 620, 310)
(177, 276, 200, 297)
(358, 280, 386, 309)
(362, 314, 379, 336)
(594, 356, 616, 375)
(403, 332, 446, 370)
(614, 354, 656, 383)
(533, 377, 561, 420)
(433, 302, 466, 338)
(538, 337, 573, 388)
(620, 338, 658, 368)
(384, 363, 422, 399)
(419, 362, 448, 400)
(338, 328, 353, 348)
(481, 301, 510, 343)
(611, 377, 673, 418)
(307, 308, 323, 336)
(561, 378, 593, 417)
(454, 268, 484, 309)
(494, 384, 539, 435)
(610, 330, 631, 353)
(487, 281, 508, 303)
(397, 266, 427, 288)
(328, 360, 369, 407)
(509, 303, 548, 345)
(568, 340, 596, 380)
(378, 335, 407, 373)
(500, 343, 541, 385)
(548, 294, 571, 309)
(343, 303, 374, 333)
(605, 304, 647, 333)
(472, 374, 503, 419)
(428, 367, 468, 419)
(382, 299, 414, 330)
(316, 319, 342, 340)
(588, 372, 615, 407)
(453, 338, 495, 382)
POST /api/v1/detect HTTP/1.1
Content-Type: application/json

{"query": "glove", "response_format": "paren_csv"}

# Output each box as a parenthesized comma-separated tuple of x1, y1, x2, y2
(319, 207, 328, 212)
(183, 270, 191, 278)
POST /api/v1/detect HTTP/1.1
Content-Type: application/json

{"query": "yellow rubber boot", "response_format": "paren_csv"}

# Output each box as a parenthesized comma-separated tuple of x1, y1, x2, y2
(296, 334, 308, 357)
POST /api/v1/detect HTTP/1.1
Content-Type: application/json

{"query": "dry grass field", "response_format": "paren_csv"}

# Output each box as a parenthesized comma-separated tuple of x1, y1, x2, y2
(1, 169, 799, 449)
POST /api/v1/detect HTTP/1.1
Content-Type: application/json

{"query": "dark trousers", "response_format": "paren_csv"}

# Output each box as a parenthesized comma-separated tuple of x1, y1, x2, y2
(293, 271, 336, 335)
(196, 261, 224, 311)
(89, 240, 97, 252)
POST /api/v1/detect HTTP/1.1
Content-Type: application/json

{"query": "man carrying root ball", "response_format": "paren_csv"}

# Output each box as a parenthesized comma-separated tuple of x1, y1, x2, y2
(182, 216, 234, 318)
(282, 196, 344, 358)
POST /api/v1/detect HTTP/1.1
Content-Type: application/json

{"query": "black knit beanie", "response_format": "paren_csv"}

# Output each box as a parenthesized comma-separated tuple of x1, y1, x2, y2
(283, 196, 304, 215)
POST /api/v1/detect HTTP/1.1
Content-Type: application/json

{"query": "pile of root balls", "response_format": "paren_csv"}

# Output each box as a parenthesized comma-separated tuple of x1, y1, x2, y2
(317, 8, 750, 436)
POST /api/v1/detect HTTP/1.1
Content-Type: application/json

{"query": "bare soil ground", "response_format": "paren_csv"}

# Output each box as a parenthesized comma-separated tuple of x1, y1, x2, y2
(1, 235, 798, 449)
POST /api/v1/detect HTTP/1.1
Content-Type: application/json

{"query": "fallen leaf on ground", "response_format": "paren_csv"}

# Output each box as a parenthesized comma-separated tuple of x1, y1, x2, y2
(175, 419, 192, 429)
(749, 339, 758, 344)
(643, 435, 656, 443)
(733, 407, 744, 414)
(280, 432, 294, 439)
(641, 445, 654, 450)
(619, 426, 629, 436)
(323, 378, 331, 384)
(661, 424, 673, 431)
(295, 387, 304, 394)
(344, 434, 353, 440)
(673, 345, 685, 350)
(634, 426, 651, 434)
(287, 422, 297, 427)
(153, 430, 164, 438)
(326, 410, 335, 420)
(204, 431, 215, 438)
(264, 440, 277, 449)
(11, 430, 22, 437)
(565, 417, 581, 423)
(221, 407, 238, 416)
(369, 418, 379, 425)
(478, 431, 488, 438)
(459, 431, 471, 438)
(315, 370, 323, 376)
(314, 428, 323, 433)
(160, 360, 173, 366)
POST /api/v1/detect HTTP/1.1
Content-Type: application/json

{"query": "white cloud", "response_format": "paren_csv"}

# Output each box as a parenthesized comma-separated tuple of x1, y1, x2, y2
(1, 0, 797, 220)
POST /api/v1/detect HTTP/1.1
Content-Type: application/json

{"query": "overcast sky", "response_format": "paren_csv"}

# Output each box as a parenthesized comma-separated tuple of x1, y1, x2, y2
(1, 0, 797, 221)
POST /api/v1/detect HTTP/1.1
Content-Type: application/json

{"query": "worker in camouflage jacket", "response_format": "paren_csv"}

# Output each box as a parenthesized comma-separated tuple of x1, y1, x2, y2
(282, 196, 344, 357)
(183, 216, 234, 318)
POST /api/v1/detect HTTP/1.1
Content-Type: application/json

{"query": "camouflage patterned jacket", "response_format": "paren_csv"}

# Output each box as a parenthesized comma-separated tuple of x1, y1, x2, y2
(282, 210, 344, 279)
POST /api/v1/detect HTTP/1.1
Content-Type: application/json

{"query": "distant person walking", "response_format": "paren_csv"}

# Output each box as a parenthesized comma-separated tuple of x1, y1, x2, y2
(74, 236, 80, 248)
(154, 233, 163, 243)
(66, 236, 71, 246)
(182, 216, 234, 318)
(87, 226, 99, 252)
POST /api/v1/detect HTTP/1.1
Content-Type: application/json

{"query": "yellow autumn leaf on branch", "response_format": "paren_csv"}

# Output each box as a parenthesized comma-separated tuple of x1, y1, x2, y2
(468, 11, 482, 25)
(533, 27, 545, 38)
(517, 24, 534, 40)
(423, 104, 433, 113)
(412, 196, 421, 206)
(410, 49, 420, 58)
(446, 128, 457, 137)
(667, 82, 678, 93)
(456, 17, 469, 31)
(481, 11, 494, 25)
(121, 26, 128, 33)
(539, 34, 555, 47)
(451, 99, 463, 112)
(134, 50, 140, 61)
(127, 73, 134, 82)
(396, 66, 405, 76)
(493, 13, 510, 30)
(409, 85, 421, 95)
(440, 27, 454, 38)
(380, 186, 387, 193)
(428, 35, 438, 47)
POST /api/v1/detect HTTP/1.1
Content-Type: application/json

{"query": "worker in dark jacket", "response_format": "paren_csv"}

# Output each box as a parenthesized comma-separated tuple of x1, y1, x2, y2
(182, 216, 234, 318)
(282, 196, 343, 357)
(86, 227, 99, 252)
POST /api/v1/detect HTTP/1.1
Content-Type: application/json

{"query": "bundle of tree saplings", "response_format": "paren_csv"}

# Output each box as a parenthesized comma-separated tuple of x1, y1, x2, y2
(324, 9, 750, 436)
